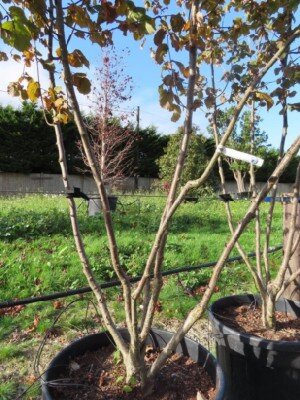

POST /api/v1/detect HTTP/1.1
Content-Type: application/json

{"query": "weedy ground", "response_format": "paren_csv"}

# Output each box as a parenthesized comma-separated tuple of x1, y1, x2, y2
(0, 194, 282, 399)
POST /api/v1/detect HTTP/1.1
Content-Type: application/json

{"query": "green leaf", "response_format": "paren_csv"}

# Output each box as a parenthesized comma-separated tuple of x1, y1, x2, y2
(27, 0, 47, 20)
(113, 349, 122, 365)
(127, 8, 145, 22)
(145, 20, 155, 34)
(1, 21, 32, 51)
(128, 376, 137, 386)
(9, 6, 38, 34)
(116, 376, 124, 384)
(9, 6, 28, 23)
(123, 385, 133, 393)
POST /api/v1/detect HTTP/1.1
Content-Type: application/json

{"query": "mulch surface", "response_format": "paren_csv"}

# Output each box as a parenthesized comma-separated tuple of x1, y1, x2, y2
(50, 345, 216, 400)
(217, 304, 300, 341)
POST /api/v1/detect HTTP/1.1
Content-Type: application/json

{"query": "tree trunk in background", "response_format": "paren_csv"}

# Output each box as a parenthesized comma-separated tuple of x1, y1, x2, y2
(283, 201, 300, 301)
(234, 170, 246, 193)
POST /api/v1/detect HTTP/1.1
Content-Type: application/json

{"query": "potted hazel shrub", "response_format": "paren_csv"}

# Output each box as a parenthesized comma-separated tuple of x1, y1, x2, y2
(207, 9, 300, 397)
(209, 181, 300, 400)
(1, 1, 299, 399)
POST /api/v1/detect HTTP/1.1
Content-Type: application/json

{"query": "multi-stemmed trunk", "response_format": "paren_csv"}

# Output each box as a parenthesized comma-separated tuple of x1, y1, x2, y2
(53, 0, 300, 389)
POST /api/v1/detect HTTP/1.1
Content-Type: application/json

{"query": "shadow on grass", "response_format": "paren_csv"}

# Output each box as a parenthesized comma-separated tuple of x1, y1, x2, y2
(0, 205, 230, 241)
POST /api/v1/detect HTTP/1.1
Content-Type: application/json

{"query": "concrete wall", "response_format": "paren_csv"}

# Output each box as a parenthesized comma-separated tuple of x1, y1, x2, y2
(0, 172, 294, 195)
(224, 181, 293, 195)
(0, 172, 158, 194)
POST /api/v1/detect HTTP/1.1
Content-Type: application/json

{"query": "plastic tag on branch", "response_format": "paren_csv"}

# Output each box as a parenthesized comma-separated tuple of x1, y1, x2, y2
(217, 145, 264, 167)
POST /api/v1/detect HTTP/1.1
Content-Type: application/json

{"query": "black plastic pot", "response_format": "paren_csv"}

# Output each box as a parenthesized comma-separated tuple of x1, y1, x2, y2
(209, 294, 300, 400)
(42, 328, 226, 400)
(108, 195, 118, 212)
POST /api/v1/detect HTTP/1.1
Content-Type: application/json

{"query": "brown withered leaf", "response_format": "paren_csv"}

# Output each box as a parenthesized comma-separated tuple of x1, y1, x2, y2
(53, 300, 63, 309)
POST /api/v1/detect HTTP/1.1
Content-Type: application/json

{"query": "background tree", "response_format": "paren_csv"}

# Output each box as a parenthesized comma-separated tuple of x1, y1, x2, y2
(210, 106, 268, 192)
(79, 48, 137, 186)
(256, 147, 300, 183)
(0, 102, 168, 178)
(135, 126, 169, 178)
(0, 102, 83, 173)
(158, 128, 216, 194)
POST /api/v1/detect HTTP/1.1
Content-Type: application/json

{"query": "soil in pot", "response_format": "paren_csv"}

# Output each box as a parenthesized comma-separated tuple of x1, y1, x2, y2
(49, 344, 216, 400)
(217, 304, 300, 341)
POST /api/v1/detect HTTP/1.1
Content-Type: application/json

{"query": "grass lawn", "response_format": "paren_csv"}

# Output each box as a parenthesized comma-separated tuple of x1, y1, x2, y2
(0, 194, 283, 399)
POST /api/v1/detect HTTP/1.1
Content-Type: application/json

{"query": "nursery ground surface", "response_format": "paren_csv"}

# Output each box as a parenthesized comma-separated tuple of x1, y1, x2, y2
(0, 194, 283, 399)
(51, 345, 215, 400)
(218, 304, 300, 341)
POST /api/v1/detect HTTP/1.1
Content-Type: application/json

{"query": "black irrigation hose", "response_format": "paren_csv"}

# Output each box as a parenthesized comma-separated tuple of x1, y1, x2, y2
(0, 245, 283, 310)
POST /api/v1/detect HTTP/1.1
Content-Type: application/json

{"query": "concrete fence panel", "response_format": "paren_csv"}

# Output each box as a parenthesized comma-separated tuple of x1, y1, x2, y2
(0, 172, 293, 195)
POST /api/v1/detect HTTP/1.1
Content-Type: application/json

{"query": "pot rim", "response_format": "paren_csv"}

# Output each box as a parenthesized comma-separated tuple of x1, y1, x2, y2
(41, 327, 226, 400)
(209, 293, 300, 351)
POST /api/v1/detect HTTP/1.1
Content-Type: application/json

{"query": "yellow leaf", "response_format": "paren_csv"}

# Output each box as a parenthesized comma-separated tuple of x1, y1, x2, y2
(48, 88, 56, 102)
(54, 97, 64, 110)
(56, 112, 69, 124)
(254, 91, 274, 111)
(27, 80, 40, 101)
(68, 49, 89, 68)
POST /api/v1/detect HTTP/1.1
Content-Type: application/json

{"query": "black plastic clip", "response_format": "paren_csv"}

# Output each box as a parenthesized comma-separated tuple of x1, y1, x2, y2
(219, 193, 233, 202)
(66, 187, 90, 201)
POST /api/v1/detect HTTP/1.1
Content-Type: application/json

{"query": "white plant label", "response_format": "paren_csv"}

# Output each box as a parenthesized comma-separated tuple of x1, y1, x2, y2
(217, 145, 264, 167)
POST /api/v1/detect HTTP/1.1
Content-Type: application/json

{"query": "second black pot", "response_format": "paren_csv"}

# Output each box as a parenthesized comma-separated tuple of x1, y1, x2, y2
(108, 195, 118, 211)
(42, 328, 226, 399)
(209, 294, 300, 400)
